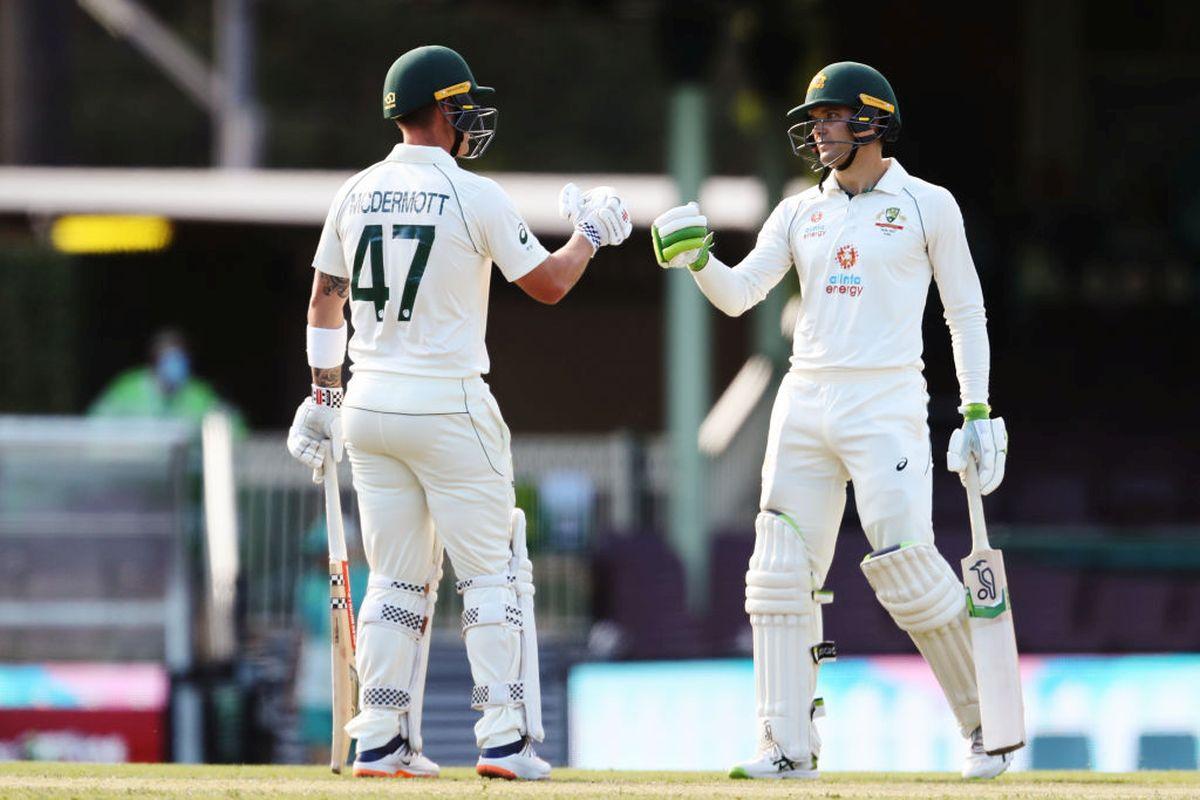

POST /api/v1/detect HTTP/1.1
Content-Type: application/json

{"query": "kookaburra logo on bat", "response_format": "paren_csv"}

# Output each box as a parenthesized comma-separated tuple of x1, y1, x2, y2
(969, 558, 997, 601)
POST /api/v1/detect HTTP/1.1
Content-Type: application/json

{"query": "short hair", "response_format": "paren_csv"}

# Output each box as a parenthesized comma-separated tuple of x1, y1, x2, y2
(397, 102, 441, 131)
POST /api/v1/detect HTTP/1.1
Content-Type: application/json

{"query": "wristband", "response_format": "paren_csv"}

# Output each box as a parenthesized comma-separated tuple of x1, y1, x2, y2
(311, 384, 344, 408)
(307, 323, 347, 369)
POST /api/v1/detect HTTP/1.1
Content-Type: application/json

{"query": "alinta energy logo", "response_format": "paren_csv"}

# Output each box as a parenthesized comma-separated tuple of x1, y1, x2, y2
(829, 243, 864, 297)
(801, 209, 827, 240)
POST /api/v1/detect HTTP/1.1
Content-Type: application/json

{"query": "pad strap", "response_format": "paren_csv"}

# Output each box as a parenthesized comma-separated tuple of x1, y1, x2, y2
(368, 574, 429, 597)
(375, 603, 427, 638)
(471, 681, 526, 710)
(362, 685, 412, 711)
(456, 573, 515, 593)
(461, 602, 523, 632)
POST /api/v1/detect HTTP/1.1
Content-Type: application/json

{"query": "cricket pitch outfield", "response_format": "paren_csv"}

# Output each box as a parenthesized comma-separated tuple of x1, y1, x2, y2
(1, 764, 1197, 799)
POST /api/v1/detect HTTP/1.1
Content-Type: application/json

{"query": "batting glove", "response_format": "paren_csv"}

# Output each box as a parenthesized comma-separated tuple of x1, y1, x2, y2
(559, 182, 632, 252)
(652, 202, 713, 271)
(946, 403, 1008, 495)
(286, 386, 344, 483)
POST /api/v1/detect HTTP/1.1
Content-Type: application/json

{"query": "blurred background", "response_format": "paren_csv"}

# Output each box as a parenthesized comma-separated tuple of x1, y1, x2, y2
(1, 0, 1197, 773)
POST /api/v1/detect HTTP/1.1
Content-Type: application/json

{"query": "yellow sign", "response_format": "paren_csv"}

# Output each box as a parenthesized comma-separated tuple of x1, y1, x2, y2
(809, 72, 827, 91)
(50, 215, 173, 254)
(859, 93, 895, 113)
(433, 80, 472, 100)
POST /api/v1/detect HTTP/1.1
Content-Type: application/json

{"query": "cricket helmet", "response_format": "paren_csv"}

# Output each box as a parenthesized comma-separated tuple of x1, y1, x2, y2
(382, 45, 497, 159)
(785, 62, 900, 169)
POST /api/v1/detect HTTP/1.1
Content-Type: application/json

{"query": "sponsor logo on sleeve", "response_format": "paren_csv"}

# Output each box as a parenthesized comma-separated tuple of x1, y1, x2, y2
(518, 223, 528, 244)
(801, 209, 827, 240)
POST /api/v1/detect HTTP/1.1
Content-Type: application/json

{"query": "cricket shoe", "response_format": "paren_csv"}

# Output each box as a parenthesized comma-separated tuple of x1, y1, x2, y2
(475, 737, 551, 780)
(728, 744, 818, 780)
(352, 732, 439, 778)
(961, 727, 1014, 779)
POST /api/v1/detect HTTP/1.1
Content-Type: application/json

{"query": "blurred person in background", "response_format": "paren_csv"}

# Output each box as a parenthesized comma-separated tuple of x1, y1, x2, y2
(652, 62, 1010, 780)
(286, 45, 631, 780)
(89, 328, 245, 431)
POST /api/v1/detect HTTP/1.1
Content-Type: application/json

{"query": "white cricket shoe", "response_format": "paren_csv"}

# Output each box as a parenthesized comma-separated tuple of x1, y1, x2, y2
(728, 744, 819, 780)
(476, 737, 551, 780)
(961, 727, 1014, 779)
(352, 733, 439, 778)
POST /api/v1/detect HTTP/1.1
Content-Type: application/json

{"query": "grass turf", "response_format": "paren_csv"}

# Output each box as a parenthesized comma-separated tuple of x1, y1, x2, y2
(0, 763, 1197, 799)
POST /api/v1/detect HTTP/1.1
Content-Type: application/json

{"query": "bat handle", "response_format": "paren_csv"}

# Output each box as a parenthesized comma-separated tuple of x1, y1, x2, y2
(323, 446, 348, 562)
(963, 459, 990, 552)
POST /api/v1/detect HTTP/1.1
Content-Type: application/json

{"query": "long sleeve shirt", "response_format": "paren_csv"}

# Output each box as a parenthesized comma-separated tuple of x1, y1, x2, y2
(692, 159, 990, 405)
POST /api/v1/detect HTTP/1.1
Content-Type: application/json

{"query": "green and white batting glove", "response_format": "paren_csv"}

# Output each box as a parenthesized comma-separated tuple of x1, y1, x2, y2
(651, 202, 713, 271)
(946, 403, 1008, 495)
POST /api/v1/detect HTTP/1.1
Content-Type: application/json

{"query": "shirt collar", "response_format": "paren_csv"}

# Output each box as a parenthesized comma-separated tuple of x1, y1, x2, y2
(386, 143, 457, 167)
(823, 158, 909, 197)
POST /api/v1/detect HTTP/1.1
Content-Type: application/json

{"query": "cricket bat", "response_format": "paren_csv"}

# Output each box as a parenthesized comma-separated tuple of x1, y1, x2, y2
(323, 453, 359, 773)
(961, 460, 1026, 755)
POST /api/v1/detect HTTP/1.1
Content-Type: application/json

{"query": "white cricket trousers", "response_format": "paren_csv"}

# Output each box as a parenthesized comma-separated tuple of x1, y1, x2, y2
(341, 373, 523, 751)
(760, 367, 934, 584)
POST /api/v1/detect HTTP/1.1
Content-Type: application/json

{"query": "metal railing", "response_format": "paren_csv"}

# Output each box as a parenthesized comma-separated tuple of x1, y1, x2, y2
(235, 433, 664, 638)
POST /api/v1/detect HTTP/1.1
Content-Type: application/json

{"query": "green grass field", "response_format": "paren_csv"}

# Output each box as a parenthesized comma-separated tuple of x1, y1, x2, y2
(0, 764, 1197, 800)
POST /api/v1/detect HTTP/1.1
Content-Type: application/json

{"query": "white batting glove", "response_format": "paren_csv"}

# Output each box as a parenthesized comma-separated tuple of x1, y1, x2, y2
(947, 407, 1007, 495)
(558, 182, 585, 224)
(559, 182, 632, 252)
(651, 202, 713, 271)
(286, 387, 344, 483)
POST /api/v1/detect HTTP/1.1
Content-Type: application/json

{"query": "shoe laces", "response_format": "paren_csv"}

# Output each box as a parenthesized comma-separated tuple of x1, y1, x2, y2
(766, 744, 799, 771)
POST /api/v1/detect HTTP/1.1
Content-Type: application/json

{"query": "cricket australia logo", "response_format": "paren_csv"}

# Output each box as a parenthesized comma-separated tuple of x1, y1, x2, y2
(874, 206, 907, 235)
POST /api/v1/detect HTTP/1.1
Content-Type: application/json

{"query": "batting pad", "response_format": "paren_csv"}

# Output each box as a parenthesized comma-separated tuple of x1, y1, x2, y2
(457, 573, 524, 747)
(861, 542, 981, 736)
(744, 510, 829, 765)
(344, 573, 431, 750)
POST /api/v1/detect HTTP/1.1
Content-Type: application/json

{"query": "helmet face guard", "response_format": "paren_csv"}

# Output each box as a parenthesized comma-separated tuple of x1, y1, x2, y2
(787, 104, 894, 172)
(438, 93, 498, 160)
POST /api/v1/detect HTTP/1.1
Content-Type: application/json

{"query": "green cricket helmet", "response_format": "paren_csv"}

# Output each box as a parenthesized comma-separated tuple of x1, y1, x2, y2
(382, 45, 497, 159)
(785, 62, 900, 170)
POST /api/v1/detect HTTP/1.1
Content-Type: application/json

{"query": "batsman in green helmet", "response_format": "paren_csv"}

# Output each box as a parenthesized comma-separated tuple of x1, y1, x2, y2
(651, 62, 1013, 781)
(381, 44, 498, 159)
(288, 44, 633, 783)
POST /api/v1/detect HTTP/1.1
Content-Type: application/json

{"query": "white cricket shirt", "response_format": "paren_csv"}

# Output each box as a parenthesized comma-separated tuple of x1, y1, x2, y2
(693, 159, 989, 404)
(312, 144, 549, 380)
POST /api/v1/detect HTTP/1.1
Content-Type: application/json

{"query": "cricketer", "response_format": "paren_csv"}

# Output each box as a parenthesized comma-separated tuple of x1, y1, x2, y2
(651, 61, 1013, 780)
(287, 45, 631, 780)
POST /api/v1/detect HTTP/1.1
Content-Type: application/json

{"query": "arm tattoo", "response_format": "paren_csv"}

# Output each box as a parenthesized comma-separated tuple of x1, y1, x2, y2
(312, 367, 343, 388)
(320, 273, 350, 298)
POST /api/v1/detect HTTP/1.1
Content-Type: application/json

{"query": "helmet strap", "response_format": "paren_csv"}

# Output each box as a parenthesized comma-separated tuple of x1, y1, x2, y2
(817, 165, 831, 192)
(835, 143, 859, 171)
(450, 127, 464, 158)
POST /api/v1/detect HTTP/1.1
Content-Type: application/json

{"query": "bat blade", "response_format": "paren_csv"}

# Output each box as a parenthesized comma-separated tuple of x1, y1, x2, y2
(962, 546, 1026, 755)
(329, 558, 359, 773)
